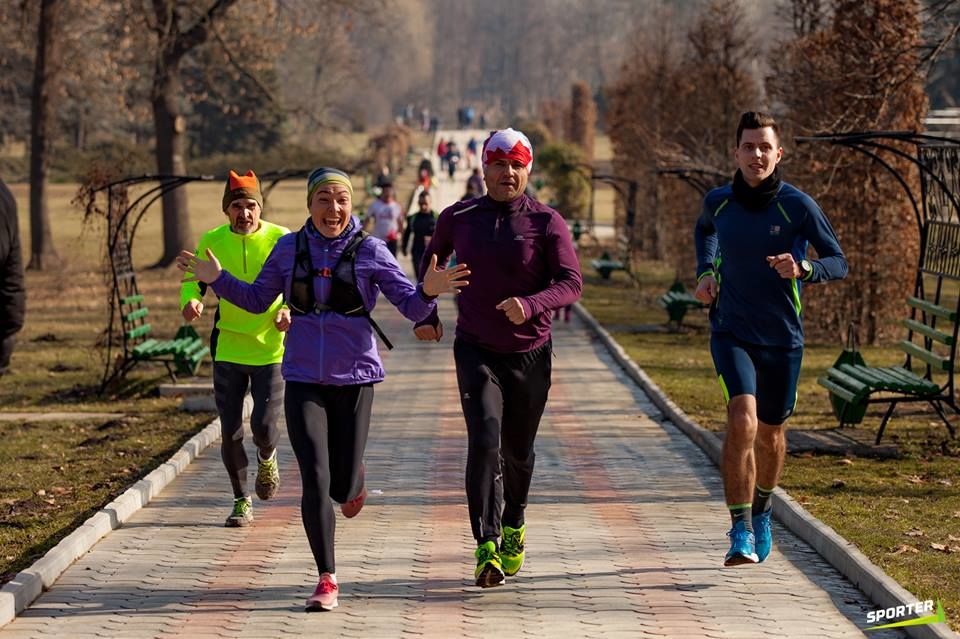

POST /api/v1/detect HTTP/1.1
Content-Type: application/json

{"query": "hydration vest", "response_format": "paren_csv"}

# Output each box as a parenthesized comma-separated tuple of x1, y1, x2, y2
(287, 227, 394, 350)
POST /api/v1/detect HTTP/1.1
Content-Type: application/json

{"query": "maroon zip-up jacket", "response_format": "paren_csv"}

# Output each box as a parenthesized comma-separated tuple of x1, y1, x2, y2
(417, 193, 582, 353)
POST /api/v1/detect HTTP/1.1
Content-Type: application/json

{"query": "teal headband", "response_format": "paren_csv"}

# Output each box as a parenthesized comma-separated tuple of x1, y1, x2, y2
(307, 167, 353, 205)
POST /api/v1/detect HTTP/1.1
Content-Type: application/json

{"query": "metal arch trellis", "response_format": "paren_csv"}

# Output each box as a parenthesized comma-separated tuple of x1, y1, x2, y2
(795, 131, 960, 313)
(86, 169, 318, 392)
(655, 166, 728, 197)
(794, 131, 960, 234)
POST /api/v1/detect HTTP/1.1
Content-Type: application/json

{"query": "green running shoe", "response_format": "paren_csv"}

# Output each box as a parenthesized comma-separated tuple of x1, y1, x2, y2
(474, 541, 505, 588)
(225, 496, 253, 527)
(500, 524, 526, 576)
(255, 450, 280, 500)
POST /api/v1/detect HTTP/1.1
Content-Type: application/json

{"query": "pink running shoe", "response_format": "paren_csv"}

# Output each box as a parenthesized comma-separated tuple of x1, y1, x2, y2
(306, 573, 339, 611)
(340, 464, 367, 518)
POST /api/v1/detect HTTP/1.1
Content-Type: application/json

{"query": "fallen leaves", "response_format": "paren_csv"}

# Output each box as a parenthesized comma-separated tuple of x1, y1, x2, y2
(892, 544, 920, 555)
(904, 528, 925, 537)
(930, 543, 960, 554)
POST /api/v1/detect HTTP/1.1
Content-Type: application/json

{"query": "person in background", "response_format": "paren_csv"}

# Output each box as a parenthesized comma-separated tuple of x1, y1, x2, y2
(364, 177, 405, 256)
(402, 190, 438, 279)
(0, 177, 24, 379)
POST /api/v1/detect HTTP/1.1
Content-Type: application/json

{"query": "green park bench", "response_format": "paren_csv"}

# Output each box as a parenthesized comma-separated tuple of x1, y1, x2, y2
(120, 294, 210, 381)
(817, 220, 960, 443)
(658, 281, 707, 327)
(591, 251, 626, 280)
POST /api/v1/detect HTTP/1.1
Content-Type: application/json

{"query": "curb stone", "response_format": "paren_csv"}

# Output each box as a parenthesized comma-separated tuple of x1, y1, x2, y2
(0, 394, 252, 629)
(573, 301, 958, 639)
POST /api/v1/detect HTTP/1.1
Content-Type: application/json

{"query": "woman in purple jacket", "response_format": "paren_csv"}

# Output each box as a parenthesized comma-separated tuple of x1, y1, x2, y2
(178, 167, 469, 612)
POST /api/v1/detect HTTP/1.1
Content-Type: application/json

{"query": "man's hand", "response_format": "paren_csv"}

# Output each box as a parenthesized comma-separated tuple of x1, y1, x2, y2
(766, 253, 801, 279)
(422, 254, 470, 296)
(694, 275, 718, 304)
(275, 308, 291, 332)
(414, 320, 443, 341)
(182, 299, 203, 322)
(176, 248, 222, 284)
(496, 297, 526, 325)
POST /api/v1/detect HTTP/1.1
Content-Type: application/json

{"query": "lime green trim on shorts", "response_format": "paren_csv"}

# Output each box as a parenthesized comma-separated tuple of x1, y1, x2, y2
(717, 375, 730, 403)
(776, 202, 792, 224)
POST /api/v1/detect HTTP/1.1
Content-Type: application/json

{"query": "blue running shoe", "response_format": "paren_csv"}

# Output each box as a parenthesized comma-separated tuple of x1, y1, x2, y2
(752, 510, 773, 562)
(724, 520, 759, 566)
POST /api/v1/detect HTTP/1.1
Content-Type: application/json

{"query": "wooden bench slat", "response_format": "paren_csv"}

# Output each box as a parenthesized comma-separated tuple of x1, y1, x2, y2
(901, 318, 954, 345)
(824, 367, 869, 393)
(881, 367, 939, 393)
(125, 324, 152, 340)
(899, 340, 951, 372)
(817, 377, 859, 403)
(124, 308, 149, 322)
(907, 297, 957, 321)
(836, 363, 885, 386)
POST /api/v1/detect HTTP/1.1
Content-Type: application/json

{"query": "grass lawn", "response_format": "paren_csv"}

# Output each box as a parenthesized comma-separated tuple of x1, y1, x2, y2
(578, 258, 960, 630)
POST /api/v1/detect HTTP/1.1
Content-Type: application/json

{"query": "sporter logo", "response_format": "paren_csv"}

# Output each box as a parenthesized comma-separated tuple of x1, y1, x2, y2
(865, 599, 946, 631)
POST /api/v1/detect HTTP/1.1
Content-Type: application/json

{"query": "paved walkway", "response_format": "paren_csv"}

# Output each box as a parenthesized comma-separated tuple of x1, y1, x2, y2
(0, 134, 903, 638)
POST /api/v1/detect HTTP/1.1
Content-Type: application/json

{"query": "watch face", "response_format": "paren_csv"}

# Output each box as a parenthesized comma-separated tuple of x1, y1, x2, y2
(802, 260, 812, 274)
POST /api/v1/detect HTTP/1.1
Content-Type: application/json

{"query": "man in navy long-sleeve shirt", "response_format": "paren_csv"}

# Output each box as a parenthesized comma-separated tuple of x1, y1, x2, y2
(416, 128, 582, 588)
(694, 112, 847, 567)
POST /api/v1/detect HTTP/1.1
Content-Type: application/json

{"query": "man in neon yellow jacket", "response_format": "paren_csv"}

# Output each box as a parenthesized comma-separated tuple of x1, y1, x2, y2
(180, 170, 290, 527)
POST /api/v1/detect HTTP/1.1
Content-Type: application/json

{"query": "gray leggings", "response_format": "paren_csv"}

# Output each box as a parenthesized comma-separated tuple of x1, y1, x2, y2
(213, 361, 284, 498)
(284, 381, 373, 575)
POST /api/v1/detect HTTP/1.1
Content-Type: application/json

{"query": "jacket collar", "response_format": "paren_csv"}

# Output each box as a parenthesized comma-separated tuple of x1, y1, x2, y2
(304, 215, 360, 243)
(487, 192, 531, 215)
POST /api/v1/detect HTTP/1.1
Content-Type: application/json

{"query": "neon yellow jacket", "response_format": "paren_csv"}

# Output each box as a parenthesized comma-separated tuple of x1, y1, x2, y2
(180, 220, 290, 365)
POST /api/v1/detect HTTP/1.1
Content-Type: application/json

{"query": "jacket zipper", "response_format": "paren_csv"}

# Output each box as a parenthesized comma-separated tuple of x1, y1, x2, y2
(242, 236, 248, 274)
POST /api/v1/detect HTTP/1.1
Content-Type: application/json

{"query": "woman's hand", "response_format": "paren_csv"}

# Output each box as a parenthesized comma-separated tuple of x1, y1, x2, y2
(176, 248, 222, 284)
(422, 254, 470, 297)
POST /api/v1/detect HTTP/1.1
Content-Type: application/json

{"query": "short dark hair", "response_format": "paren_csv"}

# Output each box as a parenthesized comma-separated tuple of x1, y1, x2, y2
(736, 111, 779, 146)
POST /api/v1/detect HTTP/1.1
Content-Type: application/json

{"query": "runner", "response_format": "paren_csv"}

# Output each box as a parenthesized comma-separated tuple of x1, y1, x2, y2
(364, 177, 404, 256)
(177, 167, 469, 611)
(401, 190, 438, 278)
(414, 128, 582, 588)
(693, 112, 847, 566)
(180, 170, 289, 527)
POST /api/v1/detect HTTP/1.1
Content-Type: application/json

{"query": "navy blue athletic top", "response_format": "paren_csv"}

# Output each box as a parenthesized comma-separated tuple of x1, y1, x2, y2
(694, 181, 847, 348)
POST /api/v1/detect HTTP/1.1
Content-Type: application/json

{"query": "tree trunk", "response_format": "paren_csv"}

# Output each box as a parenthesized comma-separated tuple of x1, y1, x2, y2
(27, 0, 60, 271)
(151, 61, 191, 268)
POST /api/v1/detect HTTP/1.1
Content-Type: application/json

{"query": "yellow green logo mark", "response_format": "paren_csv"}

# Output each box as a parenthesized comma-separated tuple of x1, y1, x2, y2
(866, 600, 946, 630)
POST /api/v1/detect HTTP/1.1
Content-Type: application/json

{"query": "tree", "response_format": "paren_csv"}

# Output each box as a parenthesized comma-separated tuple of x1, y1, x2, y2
(768, 0, 929, 343)
(568, 81, 596, 161)
(28, 0, 62, 270)
(607, 0, 760, 270)
(146, 0, 239, 268)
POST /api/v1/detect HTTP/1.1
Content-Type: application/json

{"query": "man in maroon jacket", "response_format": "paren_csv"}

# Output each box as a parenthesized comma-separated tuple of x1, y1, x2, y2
(416, 128, 583, 588)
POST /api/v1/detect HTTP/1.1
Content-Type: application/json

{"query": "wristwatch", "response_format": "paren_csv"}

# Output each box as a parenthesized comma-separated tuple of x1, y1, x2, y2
(799, 259, 813, 280)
